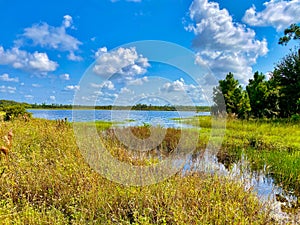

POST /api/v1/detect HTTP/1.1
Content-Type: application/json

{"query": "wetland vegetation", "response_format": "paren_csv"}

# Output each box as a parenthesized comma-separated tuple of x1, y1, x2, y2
(0, 117, 275, 224)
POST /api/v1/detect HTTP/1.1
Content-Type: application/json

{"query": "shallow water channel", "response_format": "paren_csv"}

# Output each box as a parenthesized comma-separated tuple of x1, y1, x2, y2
(183, 149, 300, 224)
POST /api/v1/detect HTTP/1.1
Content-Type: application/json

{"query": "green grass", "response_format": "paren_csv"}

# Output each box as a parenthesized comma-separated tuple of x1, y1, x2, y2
(181, 116, 300, 207)
(0, 118, 274, 224)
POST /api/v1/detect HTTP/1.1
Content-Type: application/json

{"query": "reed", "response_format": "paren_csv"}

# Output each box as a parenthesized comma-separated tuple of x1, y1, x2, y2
(182, 115, 300, 212)
(0, 118, 274, 224)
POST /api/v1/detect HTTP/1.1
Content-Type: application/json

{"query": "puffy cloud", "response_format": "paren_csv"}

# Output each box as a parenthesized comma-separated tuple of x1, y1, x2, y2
(25, 95, 34, 99)
(0, 85, 16, 93)
(22, 15, 82, 58)
(95, 47, 108, 58)
(29, 52, 58, 71)
(67, 52, 83, 61)
(65, 85, 80, 91)
(186, 0, 268, 83)
(243, 0, 300, 31)
(159, 78, 207, 105)
(0, 73, 19, 82)
(60, 73, 70, 80)
(90, 80, 115, 90)
(120, 87, 134, 94)
(50, 96, 56, 101)
(127, 76, 149, 85)
(0, 46, 58, 72)
(63, 15, 73, 28)
(161, 78, 197, 93)
(32, 83, 41, 88)
(161, 78, 185, 92)
(93, 47, 150, 77)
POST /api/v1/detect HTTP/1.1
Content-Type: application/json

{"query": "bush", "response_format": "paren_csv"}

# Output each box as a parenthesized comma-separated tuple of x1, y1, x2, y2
(1, 105, 30, 121)
(291, 114, 300, 122)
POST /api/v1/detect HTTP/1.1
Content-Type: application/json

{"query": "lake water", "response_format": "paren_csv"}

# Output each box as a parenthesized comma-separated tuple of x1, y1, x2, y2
(28, 109, 209, 128)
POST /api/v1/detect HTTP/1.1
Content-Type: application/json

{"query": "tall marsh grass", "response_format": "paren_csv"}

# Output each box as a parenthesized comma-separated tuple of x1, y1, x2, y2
(183, 116, 300, 212)
(0, 118, 274, 224)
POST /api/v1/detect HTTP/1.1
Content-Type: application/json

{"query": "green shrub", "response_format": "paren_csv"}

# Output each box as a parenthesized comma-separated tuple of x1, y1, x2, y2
(1, 105, 31, 121)
(291, 114, 300, 122)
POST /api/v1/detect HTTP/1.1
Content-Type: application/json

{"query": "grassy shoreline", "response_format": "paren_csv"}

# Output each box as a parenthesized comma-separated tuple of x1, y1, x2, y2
(0, 118, 279, 224)
(181, 116, 300, 208)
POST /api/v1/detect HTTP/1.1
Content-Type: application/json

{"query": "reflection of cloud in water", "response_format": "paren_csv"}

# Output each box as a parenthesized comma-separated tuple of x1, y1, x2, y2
(183, 151, 299, 223)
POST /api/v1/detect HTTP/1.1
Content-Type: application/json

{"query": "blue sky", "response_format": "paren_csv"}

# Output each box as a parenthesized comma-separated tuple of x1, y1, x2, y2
(0, 0, 299, 105)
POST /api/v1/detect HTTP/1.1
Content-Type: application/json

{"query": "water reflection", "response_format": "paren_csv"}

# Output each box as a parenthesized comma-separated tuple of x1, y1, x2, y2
(183, 150, 300, 224)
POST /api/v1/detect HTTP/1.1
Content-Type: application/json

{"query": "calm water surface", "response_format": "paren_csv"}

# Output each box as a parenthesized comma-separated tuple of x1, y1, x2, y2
(28, 109, 209, 128)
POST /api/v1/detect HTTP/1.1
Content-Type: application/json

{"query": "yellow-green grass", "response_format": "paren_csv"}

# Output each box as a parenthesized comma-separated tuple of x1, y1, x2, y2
(182, 116, 300, 206)
(0, 111, 4, 121)
(0, 118, 273, 224)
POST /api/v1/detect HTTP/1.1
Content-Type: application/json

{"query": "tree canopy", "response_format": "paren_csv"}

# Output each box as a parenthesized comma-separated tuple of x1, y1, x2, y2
(212, 72, 251, 119)
(278, 24, 300, 46)
(270, 49, 300, 117)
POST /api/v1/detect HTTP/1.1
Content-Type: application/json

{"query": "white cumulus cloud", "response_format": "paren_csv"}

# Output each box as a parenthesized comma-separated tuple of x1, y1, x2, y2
(243, 0, 300, 31)
(120, 87, 134, 94)
(93, 47, 150, 77)
(161, 78, 197, 93)
(25, 95, 34, 99)
(63, 15, 73, 28)
(90, 80, 115, 90)
(32, 83, 41, 88)
(67, 52, 83, 61)
(0, 85, 16, 93)
(60, 73, 70, 80)
(127, 76, 149, 85)
(186, 0, 268, 83)
(29, 52, 58, 71)
(65, 85, 80, 91)
(21, 15, 82, 60)
(161, 78, 186, 92)
(94, 47, 108, 58)
(0, 73, 19, 82)
(0, 46, 58, 73)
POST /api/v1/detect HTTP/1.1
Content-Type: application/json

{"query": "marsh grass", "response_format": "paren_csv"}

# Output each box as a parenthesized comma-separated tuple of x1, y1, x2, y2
(224, 119, 300, 201)
(0, 118, 275, 224)
(182, 116, 300, 212)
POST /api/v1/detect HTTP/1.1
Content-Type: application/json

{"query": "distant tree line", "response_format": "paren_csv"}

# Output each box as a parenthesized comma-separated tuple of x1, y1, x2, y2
(212, 24, 300, 119)
(1, 100, 210, 116)
(130, 104, 210, 112)
(39, 103, 210, 112)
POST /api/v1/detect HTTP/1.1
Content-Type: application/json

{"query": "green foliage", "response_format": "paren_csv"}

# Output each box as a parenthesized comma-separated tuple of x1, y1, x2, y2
(246, 72, 280, 118)
(291, 114, 300, 122)
(213, 72, 251, 119)
(278, 24, 300, 45)
(181, 116, 300, 207)
(0, 105, 30, 121)
(270, 48, 300, 117)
